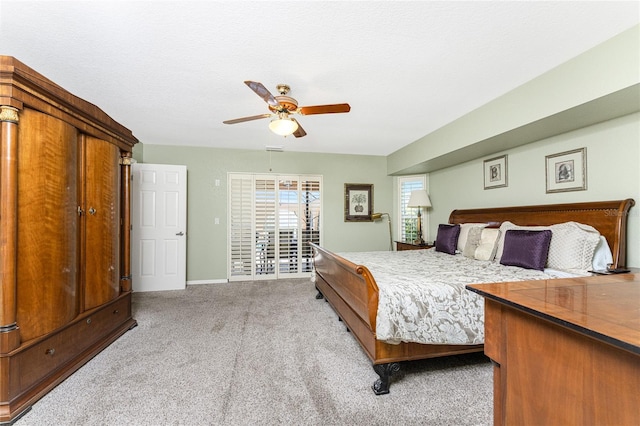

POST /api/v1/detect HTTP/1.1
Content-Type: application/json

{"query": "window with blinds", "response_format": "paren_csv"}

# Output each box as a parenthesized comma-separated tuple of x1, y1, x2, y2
(228, 173, 322, 280)
(397, 175, 427, 243)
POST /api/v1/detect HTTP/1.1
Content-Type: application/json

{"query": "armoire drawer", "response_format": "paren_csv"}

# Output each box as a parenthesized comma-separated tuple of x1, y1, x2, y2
(12, 295, 132, 395)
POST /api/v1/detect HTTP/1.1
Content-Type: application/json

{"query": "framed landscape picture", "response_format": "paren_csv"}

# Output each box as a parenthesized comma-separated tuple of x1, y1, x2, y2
(344, 183, 373, 222)
(545, 148, 586, 193)
(483, 155, 508, 189)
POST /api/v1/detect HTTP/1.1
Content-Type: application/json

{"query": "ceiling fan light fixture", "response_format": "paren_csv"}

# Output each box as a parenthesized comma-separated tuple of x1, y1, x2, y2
(269, 115, 298, 136)
(224, 81, 350, 138)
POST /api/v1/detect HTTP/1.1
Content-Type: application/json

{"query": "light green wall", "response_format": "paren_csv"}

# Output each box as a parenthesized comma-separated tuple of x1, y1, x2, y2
(134, 145, 392, 281)
(427, 112, 640, 267)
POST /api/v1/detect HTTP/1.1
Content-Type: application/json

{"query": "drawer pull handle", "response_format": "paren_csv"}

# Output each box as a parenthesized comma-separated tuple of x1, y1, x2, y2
(86, 318, 92, 324)
(113, 309, 119, 314)
(45, 348, 55, 356)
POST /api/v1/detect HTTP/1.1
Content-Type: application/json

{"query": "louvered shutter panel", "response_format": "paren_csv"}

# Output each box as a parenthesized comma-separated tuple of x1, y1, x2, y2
(300, 178, 321, 272)
(277, 178, 300, 274)
(229, 175, 253, 279)
(255, 177, 276, 276)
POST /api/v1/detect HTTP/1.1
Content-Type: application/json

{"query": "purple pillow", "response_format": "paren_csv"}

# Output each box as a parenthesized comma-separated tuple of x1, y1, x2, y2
(500, 229, 552, 271)
(435, 224, 461, 255)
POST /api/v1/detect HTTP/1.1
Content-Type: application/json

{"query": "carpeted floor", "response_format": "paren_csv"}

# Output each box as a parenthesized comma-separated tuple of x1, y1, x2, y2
(17, 278, 493, 425)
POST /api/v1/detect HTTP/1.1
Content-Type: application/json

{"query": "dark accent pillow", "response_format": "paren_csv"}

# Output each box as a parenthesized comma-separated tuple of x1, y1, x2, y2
(500, 229, 552, 271)
(435, 224, 461, 255)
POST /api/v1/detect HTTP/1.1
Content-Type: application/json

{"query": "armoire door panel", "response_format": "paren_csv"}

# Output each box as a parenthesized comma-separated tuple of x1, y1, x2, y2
(16, 108, 80, 342)
(83, 136, 120, 310)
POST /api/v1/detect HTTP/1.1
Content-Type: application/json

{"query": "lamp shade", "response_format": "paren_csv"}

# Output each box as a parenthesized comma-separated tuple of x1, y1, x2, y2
(269, 117, 299, 136)
(407, 190, 432, 208)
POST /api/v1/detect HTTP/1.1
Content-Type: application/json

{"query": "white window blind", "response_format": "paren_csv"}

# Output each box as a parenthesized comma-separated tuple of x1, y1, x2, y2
(228, 173, 322, 280)
(229, 175, 253, 277)
(299, 178, 321, 273)
(278, 177, 299, 275)
(397, 175, 427, 243)
(255, 177, 276, 276)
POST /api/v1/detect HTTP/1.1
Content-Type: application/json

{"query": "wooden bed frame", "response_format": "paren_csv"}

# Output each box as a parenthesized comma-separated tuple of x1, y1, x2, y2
(311, 199, 635, 394)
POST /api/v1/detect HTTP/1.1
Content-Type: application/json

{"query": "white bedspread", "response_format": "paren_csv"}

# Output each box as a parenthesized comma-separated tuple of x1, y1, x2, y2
(338, 248, 565, 345)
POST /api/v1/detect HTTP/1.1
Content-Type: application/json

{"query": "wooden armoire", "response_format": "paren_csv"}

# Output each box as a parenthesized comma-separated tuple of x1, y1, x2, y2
(0, 56, 138, 423)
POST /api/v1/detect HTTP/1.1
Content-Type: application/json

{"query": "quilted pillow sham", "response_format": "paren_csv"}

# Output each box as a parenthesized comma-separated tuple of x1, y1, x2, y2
(500, 229, 552, 271)
(435, 224, 460, 255)
(546, 222, 601, 272)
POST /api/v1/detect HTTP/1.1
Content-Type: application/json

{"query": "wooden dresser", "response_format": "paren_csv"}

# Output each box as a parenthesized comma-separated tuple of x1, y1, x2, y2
(467, 274, 640, 425)
(0, 56, 138, 423)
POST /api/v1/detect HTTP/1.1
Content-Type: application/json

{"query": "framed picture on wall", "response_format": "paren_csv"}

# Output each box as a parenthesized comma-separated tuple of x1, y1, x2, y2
(483, 155, 508, 189)
(344, 183, 373, 222)
(545, 148, 587, 193)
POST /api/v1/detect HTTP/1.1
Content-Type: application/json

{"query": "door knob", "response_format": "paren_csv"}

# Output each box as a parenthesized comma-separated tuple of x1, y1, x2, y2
(88, 207, 97, 215)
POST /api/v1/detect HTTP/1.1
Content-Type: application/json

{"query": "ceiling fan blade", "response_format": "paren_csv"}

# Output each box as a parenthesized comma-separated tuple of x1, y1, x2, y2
(244, 81, 280, 107)
(298, 103, 351, 115)
(292, 119, 306, 138)
(223, 113, 271, 125)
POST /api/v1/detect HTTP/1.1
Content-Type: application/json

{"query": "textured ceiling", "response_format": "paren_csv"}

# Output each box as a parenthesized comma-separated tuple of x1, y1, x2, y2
(1, 1, 638, 155)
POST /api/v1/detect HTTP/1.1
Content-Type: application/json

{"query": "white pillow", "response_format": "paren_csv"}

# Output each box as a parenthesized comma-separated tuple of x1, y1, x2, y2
(547, 222, 601, 272)
(462, 227, 483, 258)
(462, 227, 501, 261)
(456, 223, 488, 253)
(591, 235, 614, 271)
(474, 228, 501, 261)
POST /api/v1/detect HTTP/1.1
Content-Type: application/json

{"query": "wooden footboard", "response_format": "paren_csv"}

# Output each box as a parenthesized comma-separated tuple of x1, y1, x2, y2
(311, 199, 635, 393)
(311, 243, 483, 366)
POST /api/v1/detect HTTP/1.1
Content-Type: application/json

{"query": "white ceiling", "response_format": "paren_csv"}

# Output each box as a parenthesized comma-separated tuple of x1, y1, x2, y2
(1, 1, 638, 156)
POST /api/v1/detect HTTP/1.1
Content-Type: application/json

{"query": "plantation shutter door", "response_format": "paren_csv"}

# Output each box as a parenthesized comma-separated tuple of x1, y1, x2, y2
(255, 176, 277, 277)
(229, 174, 253, 280)
(277, 177, 300, 275)
(300, 178, 321, 273)
(228, 173, 322, 280)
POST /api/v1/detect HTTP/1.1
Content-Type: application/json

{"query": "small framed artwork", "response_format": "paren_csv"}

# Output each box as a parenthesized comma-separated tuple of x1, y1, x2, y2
(545, 148, 587, 193)
(483, 155, 508, 189)
(344, 183, 373, 222)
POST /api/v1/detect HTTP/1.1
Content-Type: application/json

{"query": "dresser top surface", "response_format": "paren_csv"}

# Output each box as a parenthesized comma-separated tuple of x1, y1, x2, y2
(467, 273, 640, 354)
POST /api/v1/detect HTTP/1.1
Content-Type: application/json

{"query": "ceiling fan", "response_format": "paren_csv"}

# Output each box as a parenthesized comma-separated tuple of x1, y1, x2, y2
(223, 81, 351, 138)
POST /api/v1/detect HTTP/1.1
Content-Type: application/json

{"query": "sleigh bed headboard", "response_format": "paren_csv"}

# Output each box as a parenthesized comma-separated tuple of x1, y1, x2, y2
(448, 199, 635, 268)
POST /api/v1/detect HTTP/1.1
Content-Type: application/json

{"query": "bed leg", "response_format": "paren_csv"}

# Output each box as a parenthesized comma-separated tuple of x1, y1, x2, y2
(372, 362, 401, 395)
(337, 317, 350, 332)
(315, 288, 324, 299)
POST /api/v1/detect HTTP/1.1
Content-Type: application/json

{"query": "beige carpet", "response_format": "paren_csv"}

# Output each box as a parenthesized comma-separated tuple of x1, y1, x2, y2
(17, 278, 492, 425)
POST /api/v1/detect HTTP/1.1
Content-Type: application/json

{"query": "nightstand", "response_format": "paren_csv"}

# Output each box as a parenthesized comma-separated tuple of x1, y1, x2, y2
(395, 241, 433, 251)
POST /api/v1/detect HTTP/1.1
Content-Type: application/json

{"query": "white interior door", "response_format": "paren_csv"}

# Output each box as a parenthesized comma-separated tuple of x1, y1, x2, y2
(132, 163, 187, 291)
